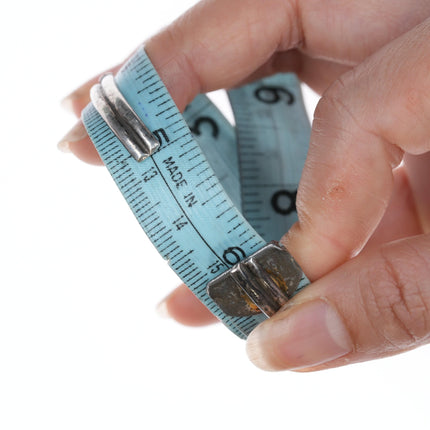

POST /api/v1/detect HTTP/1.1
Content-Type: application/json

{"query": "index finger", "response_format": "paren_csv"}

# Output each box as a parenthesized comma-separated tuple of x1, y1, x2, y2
(60, 0, 302, 163)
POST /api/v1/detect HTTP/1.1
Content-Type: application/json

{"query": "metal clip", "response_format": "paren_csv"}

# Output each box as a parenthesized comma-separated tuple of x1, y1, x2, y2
(90, 73, 160, 162)
(207, 242, 305, 317)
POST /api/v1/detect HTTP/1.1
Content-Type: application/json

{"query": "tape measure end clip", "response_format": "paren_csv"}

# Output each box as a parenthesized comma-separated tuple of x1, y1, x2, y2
(207, 241, 305, 318)
(90, 73, 160, 162)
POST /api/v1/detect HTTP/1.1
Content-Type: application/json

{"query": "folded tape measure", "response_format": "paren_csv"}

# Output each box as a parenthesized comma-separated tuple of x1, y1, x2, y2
(82, 47, 311, 339)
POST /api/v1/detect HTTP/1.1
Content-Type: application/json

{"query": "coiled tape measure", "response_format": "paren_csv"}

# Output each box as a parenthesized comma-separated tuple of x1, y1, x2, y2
(82, 47, 311, 339)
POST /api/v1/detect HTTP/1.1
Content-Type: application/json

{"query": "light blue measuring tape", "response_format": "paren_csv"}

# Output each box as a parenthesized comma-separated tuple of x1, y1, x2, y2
(82, 46, 311, 339)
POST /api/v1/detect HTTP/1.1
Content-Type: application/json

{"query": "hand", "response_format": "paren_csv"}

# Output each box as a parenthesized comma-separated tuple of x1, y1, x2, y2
(59, 0, 430, 371)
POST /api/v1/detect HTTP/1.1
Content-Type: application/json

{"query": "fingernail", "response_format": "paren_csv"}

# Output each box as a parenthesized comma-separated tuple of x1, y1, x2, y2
(60, 85, 89, 116)
(57, 121, 87, 153)
(156, 299, 171, 319)
(60, 95, 75, 114)
(246, 299, 353, 371)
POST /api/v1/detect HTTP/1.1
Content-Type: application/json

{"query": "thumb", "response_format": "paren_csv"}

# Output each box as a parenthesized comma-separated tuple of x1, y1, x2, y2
(246, 234, 430, 371)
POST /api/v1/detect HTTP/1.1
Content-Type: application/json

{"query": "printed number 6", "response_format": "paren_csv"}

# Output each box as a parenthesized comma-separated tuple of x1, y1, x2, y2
(254, 86, 294, 105)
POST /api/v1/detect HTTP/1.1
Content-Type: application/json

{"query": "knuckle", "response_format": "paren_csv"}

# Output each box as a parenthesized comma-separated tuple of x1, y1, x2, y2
(315, 72, 404, 168)
(313, 73, 361, 138)
(360, 245, 430, 349)
(378, 82, 430, 154)
(159, 23, 203, 96)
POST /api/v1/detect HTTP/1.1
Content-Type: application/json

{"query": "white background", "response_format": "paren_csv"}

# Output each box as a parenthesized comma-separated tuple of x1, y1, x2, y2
(1, 0, 429, 429)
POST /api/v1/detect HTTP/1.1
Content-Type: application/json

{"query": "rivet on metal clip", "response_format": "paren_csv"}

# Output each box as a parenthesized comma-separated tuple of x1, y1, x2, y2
(207, 241, 305, 317)
(90, 73, 160, 162)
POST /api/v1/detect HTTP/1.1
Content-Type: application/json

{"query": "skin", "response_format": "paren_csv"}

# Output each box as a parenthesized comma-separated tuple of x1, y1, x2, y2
(62, 0, 430, 371)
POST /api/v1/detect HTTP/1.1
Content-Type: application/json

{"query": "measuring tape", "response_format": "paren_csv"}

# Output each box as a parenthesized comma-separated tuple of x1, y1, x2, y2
(82, 47, 311, 339)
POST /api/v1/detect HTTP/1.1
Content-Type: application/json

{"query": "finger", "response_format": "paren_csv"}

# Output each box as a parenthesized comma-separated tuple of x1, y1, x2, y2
(364, 166, 423, 250)
(61, 0, 430, 162)
(62, 64, 121, 116)
(157, 284, 218, 327)
(404, 152, 430, 233)
(57, 121, 104, 165)
(240, 51, 351, 95)
(247, 234, 430, 371)
(65, 0, 430, 111)
(61, 0, 307, 164)
(283, 18, 430, 281)
(58, 54, 348, 165)
(157, 165, 424, 329)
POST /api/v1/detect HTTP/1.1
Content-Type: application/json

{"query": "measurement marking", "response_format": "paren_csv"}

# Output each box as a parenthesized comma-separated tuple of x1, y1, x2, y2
(175, 259, 192, 272)
(137, 73, 157, 91)
(215, 199, 227, 208)
(240, 234, 256, 247)
(157, 99, 172, 109)
(196, 166, 210, 177)
(147, 220, 163, 233)
(140, 80, 158, 93)
(238, 228, 250, 237)
(159, 240, 177, 255)
(122, 181, 139, 197)
(129, 192, 147, 206)
(195, 174, 215, 188)
(186, 270, 204, 283)
(173, 124, 188, 134)
(167, 246, 182, 261)
(188, 152, 201, 162)
(156, 105, 175, 117)
(177, 262, 195, 276)
(181, 266, 199, 279)
(149, 225, 166, 238)
(250, 241, 262, 250)
(117, 165, 132, 178)
(143, 215, 161, 229)
(104, 148, 122, 163)
(165, 111, 181, 121)
(174, 250, 193, 264)
(148, 93, 167, 104)
(227, 214, 239, 223)
(205, 182, 218, 192)
(97, 134, 115, 150)
(140, 210, 158, 225)
(156, 231, 174, 245)
(165, 118, 183, 130)
(216, 205, 234, 219)
(120, 177, 135, 190)
(202, 189, 223, 206)
(138, 200, 160, 214)
(149, 85, 163, 95)
(187, 159, 205, 173)
(227, 221, 244, 234)
(133, 199, 152, 214)
(180, 138, 193, 149)
(154, 229, 174, 245)
(178, 147, 198, 158)
(193, 275, 208, 289)
(134, 65, 152, 79)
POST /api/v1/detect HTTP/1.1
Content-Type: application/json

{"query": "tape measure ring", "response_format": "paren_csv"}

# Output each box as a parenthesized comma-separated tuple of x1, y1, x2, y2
(82, 46, 311, 339)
